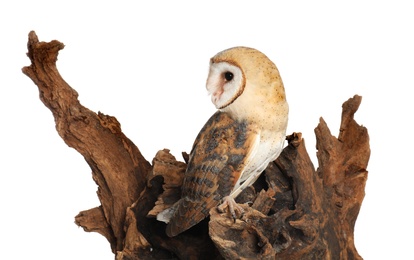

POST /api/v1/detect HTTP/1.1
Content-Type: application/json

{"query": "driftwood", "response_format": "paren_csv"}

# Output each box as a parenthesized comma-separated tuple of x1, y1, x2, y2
(22, 31, 370, 259)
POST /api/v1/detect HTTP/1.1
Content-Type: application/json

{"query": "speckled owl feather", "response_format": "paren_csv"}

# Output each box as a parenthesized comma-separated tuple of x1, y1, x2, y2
(160, 111, 260, 237)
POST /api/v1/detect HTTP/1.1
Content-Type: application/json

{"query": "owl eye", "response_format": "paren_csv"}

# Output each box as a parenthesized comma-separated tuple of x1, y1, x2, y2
(224, 71, 234, 82)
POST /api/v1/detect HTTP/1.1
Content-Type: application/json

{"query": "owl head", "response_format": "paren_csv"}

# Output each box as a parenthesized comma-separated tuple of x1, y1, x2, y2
(206, 47, 286, 117)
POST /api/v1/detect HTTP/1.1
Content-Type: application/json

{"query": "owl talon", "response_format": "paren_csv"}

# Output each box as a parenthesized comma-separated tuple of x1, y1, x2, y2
(218, 196, 245, 220)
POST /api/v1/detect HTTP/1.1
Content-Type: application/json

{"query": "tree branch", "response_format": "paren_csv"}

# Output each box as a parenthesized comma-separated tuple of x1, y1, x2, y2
(22, 31, 151, 252)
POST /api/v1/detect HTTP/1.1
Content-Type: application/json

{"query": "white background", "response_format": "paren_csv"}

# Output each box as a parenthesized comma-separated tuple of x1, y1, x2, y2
(1, 1, 413, 259)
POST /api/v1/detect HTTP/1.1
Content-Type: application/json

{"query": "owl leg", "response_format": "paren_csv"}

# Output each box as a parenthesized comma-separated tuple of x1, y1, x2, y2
(217, 196, 244, 221)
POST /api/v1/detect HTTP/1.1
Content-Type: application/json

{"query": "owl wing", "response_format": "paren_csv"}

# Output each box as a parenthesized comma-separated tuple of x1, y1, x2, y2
(164, 111, 260, 237)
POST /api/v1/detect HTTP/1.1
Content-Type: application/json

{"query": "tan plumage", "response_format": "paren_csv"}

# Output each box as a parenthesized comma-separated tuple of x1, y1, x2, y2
(157, 47, 289, 237)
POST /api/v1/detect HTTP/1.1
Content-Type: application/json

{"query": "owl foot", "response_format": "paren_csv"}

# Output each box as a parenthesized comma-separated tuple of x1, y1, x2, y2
(217, 196, 244, 222)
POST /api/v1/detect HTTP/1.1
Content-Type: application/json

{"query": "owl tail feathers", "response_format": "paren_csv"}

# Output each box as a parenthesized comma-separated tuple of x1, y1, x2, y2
(156, 203, 178, 224)
(161, 198, 217, 237)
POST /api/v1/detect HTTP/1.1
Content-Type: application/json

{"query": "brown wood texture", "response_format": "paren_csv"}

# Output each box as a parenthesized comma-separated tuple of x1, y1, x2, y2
(23, 31, 370, 259)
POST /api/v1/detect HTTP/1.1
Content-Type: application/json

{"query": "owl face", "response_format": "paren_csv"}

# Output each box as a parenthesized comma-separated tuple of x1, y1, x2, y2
(206, 61, 245, 109)
(205, 47, 286, 124)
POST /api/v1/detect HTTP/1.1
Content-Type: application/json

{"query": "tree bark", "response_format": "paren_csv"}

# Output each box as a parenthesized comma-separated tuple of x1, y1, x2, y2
(23, 31, 370, 259)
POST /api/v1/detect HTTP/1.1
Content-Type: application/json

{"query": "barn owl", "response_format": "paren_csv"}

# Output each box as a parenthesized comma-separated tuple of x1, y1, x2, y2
(157, 47, 289, 237)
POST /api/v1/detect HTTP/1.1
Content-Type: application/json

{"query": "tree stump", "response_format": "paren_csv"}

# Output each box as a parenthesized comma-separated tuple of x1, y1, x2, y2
(22, 31, 370, 260)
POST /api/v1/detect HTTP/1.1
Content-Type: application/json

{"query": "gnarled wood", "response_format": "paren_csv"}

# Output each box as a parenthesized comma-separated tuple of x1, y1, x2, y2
(22, 31, 151, 253)
(23, 31, 370, 259)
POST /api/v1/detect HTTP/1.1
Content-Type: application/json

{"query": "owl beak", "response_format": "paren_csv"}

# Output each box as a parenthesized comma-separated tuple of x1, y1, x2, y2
(213, 89, 223, 98)
(207, 82, 222, 98)
(210, 89, 222, 104)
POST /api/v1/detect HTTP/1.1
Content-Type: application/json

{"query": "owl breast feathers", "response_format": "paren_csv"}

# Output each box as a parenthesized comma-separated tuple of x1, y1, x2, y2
(157, 46, 288, 237)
